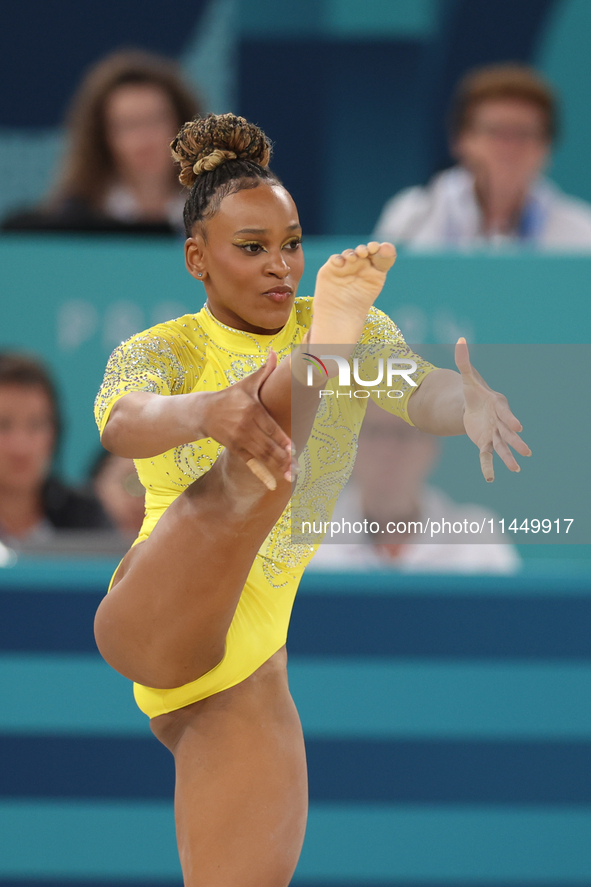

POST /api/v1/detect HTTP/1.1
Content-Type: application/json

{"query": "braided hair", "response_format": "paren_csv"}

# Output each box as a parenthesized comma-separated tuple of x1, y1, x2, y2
(170, 113, 282, 237)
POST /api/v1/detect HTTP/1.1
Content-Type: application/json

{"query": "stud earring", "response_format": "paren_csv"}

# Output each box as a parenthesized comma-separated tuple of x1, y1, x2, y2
(197, 272, 203, 278)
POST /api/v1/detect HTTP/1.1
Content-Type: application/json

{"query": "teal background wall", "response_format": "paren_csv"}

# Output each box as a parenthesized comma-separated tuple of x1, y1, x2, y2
(2, 236, 590, 558)
(536, 0, 591, 206)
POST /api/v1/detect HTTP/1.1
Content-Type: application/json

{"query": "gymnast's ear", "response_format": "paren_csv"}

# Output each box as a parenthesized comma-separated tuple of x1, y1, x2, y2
(185, 234, 207, 281)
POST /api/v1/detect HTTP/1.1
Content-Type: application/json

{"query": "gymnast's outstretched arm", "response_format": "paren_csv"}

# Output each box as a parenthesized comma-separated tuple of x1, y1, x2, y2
(408, 337, 531, 482)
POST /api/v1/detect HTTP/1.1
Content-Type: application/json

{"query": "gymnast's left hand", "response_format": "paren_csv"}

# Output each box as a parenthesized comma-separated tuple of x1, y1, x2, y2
(455, 337, 532, 482)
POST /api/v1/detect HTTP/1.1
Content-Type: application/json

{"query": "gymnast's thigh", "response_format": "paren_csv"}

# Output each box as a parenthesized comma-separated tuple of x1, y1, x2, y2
(151, 647, 308, 887)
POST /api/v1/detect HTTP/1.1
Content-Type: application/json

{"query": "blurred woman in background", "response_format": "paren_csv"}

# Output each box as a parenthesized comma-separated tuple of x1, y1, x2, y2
(3, 50, 201, 234)
(0, 352, 109, 547)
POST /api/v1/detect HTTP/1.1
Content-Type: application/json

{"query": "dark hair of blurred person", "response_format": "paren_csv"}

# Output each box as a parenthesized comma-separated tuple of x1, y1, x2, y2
(449, 64, 557, 143)
(89, 449, 145, 538)
(374, 63, 591, 249)
(0, 352, 110, 543)
(3, 50, 201, 235)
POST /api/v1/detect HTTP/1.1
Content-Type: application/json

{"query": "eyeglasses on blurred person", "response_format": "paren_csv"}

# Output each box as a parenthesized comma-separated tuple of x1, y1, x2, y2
(374, 63, 591, 250)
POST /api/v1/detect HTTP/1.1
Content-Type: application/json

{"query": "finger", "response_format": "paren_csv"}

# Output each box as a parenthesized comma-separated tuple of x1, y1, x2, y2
(496, 416, 532, 457)
(246, 452, 299, 487)
(248, 425, 293, 471)
(252, 412, 290, 449)
(245, 428, 298, 482)
(242, 350, 278, 392)
(248, 407, 294, 459)
(245, 458, 277, 491)
(259, 348, 278, 378)
(286, 453, 301, 483)
(252, 405, 292, 450)
(454, 337, 474, 378)
(493, 428, 520, 472)
(495, 400, 528, 436)
(479, 443, 495, 483)
(497, 404, 523, 433)
(234, 441, 286, 477)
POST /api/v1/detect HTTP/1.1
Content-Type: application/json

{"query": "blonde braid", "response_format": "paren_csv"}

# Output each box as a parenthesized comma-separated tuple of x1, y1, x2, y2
(192, 149, 237, 175)
(171, 113, 280, 235)
(171, 113, 272, 188)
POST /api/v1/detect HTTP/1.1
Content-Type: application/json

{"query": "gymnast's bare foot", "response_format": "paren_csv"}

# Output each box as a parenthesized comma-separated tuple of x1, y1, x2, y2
(309, 242, 396, 345)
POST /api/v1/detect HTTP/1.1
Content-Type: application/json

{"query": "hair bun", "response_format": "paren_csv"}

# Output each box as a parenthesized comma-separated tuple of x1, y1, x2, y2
(171, 113, 272, 188)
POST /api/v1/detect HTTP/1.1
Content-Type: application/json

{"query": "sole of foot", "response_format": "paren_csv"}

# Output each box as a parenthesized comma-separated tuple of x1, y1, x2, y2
(309, 242, 396, 346)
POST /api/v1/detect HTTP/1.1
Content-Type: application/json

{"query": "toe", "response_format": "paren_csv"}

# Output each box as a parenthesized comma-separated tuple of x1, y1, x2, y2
(329, 253, 347, 267)
(355, 244, 369, 258)
(370, 243, 397, 272)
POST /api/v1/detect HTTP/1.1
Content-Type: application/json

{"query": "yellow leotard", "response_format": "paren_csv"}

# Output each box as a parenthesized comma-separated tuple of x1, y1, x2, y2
(94, 297, 436, 718)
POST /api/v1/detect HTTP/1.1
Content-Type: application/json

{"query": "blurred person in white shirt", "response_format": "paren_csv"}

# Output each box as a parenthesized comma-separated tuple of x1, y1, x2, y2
(310, 399, 519, 573)
(374, 64, 591, 250)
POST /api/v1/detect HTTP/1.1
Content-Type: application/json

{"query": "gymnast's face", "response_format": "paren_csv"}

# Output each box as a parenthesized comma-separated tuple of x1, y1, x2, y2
(185, 183, 305, 335)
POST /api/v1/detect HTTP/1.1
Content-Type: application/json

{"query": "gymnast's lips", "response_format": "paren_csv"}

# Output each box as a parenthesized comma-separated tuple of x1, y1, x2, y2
(262, 286, 293, 302)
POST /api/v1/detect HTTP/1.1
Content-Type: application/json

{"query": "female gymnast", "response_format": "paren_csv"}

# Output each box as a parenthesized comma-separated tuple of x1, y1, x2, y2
(94, 113, 530, 887)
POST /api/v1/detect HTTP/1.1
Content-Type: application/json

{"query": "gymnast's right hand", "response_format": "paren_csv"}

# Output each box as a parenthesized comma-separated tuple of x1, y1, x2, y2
(199, 350, 294, 486)
(101, 353, 293, 489)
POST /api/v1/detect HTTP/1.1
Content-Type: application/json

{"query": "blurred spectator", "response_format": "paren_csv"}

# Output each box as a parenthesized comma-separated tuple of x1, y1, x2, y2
(310, 401, 519, 574)
(374, 64, 591, 250)
(89, 450, 145, 539)
(2, 50, 200, 235)
(0, 352, 110, 547)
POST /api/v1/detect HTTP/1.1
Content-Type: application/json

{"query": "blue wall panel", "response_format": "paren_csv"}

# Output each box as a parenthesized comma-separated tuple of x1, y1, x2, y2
(1, 560, 591, 883)
(0, 0, 207, 127)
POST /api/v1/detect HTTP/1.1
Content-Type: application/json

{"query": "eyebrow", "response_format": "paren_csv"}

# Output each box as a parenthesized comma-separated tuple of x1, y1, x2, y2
(234, 224, 302, 235)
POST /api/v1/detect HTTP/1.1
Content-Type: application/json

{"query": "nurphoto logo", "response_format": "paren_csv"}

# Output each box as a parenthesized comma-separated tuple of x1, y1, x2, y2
(303, 353, 418, 399)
